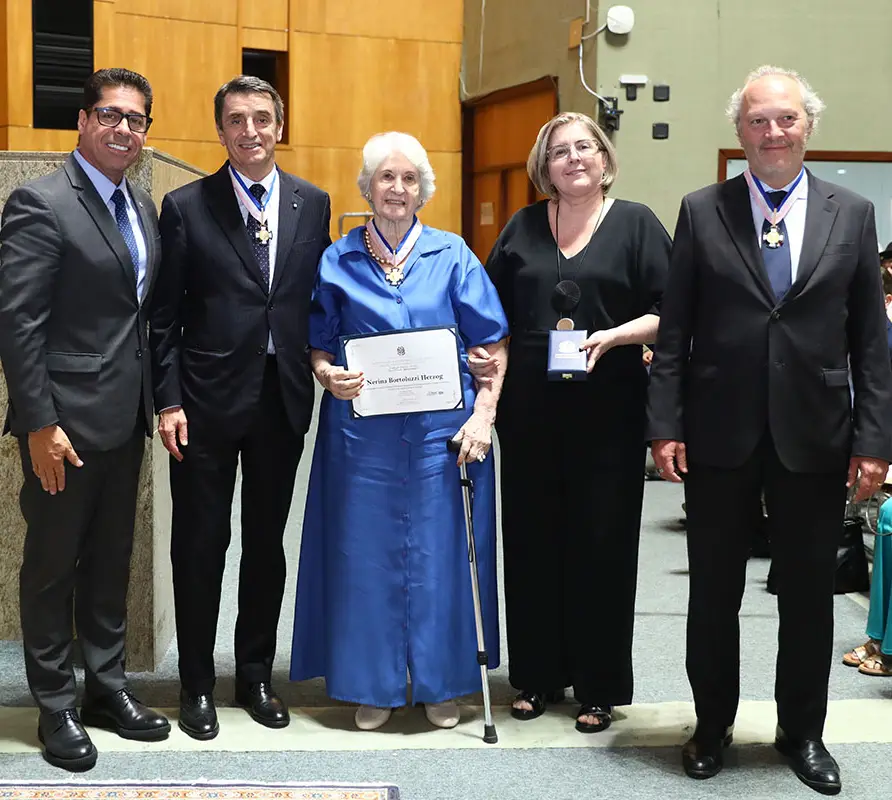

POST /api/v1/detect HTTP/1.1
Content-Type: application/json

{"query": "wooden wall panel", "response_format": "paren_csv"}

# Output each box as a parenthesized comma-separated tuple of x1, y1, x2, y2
(292, 0, 463, 42)
(504, 166, 532, 220)
(0, 2, 7, 127)
(93, 1, 116, 67)
(290, 33, 461, 152)
(241, 28, 288, 52)
(240, 0, 288, 31)
(6, 0, 32, 128)
(7, 127, 78, 151)
(115, 15, 240, 143)
(114, 0, 238, 26)
(149, 139, 226, 174)
(473, 90, 556, 172)
(472, 172, 502, 263)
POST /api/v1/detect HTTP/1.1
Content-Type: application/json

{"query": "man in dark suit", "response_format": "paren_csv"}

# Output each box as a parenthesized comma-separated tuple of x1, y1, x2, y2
(150, 75, 331, 740)
(648, 66, 892, 795)
(0, 69, 170, 771)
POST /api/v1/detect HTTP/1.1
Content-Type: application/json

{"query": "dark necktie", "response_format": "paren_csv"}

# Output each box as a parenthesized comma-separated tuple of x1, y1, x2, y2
(246, 183, 270, 287)
(761, 189, 792, 300)
(111, 188, 140, 285)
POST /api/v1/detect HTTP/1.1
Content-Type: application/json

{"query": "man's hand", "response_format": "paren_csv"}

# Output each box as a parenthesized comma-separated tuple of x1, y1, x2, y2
(28, 425, 83, 495)
(847, 456, 889, 503)
(159, 407, 189, 462)
(651, 439, 687, 483)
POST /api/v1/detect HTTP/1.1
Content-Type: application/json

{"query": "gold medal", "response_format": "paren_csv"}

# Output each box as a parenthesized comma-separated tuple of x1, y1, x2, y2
(763, 224, 783, 249)
(255, 223, 272, 245)
(556, 318, 575, 331)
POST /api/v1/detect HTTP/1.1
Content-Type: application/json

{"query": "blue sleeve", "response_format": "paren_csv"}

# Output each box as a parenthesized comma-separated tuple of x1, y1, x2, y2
(308, 247, 341, 355)
(451, 238, 510, 347)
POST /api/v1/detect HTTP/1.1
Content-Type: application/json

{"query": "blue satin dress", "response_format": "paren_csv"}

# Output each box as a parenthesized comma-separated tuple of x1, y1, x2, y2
(290, 224, 509, 707)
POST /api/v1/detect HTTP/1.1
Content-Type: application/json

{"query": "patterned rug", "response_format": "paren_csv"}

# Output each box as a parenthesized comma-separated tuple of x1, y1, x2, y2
(0, 781, 399, 800)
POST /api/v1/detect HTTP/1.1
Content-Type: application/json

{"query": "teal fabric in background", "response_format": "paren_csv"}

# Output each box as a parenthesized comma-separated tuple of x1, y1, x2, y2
(866, 499, 892, 655)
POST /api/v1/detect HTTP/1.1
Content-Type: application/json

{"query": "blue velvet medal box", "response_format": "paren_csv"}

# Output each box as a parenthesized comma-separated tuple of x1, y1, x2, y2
(547, 329, 588, 381)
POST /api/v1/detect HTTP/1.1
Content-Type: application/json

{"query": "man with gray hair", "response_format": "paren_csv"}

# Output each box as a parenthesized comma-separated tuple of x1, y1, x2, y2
(648, 65, 892, 794)
(149, 75, 330, 739)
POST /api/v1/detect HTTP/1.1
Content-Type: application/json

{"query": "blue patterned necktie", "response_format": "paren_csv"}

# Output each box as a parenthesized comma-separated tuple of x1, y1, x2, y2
(761, 189, 792, 300)
(246, 183, 270, 287)
(111, 188, 139, 284)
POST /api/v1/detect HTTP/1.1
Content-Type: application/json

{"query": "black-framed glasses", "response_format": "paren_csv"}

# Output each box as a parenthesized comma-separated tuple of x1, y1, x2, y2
(547, 138, 600, 162)
(87, 106, 153, 134)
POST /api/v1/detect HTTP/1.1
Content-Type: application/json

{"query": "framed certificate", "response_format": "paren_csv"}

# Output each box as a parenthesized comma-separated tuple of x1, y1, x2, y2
(340, 326, 465, 418)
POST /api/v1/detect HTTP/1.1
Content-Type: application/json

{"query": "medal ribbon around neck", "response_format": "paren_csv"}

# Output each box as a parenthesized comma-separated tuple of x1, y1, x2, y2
(365, 217, 422, 268)
(744, 167, 805, 229)
(229, 165, 278, 226)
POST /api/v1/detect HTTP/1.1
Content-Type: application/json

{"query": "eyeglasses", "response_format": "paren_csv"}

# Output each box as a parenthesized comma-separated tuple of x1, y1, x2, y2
(547, 138, 600, 162)
(87, 106, 153, 134)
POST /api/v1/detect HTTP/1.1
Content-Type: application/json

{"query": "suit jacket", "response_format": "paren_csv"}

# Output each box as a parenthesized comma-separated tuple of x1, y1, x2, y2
(0, 154, 159, 451)
(150, 163, 331, 438)
(647, 170, 892, 473)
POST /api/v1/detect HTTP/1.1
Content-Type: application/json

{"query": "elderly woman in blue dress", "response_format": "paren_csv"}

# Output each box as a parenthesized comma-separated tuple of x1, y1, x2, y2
(290, 132, 509, 731)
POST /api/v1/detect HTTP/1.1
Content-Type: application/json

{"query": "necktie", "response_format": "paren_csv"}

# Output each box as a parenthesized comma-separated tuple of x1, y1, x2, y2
(246, 183, 270, 287)
(761, 190, 792, 300)
(111, 189, 139, 285)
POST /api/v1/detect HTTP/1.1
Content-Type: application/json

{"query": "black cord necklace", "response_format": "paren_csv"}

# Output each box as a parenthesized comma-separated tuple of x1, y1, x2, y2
(552, 198, 608, 330)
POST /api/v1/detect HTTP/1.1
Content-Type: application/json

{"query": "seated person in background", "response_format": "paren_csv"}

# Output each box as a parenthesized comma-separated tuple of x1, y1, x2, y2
(842, 267, 892, 676)
(880, 242, 892, 276)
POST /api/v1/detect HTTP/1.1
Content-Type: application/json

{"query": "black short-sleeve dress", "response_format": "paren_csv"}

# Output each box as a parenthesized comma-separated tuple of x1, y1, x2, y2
(485, 198, 670, 708)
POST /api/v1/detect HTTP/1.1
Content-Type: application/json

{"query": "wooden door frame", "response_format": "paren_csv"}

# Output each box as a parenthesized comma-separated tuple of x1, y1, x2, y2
(718, 148, 892, 182)
(461, 77, 559, 240)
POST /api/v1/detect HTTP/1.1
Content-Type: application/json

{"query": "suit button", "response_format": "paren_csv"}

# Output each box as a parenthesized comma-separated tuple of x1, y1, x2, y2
(136, 349, 142, 359)
(775, 360, 785, 368)
(268, 302, 274, 310)
(396, 297, 402, 304)
(256, 346, 265, 355)
(770, 311, 780, 321)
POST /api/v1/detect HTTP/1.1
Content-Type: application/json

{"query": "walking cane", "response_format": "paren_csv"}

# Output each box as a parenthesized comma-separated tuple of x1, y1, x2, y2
(446, 437, 498, 744)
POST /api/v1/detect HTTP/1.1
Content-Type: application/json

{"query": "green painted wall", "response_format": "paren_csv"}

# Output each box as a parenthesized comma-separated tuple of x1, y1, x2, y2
(464, 0, 892, 229)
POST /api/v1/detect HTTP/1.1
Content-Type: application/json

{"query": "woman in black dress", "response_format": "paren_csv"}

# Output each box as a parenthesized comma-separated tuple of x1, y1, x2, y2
(482, 112, 670, 732)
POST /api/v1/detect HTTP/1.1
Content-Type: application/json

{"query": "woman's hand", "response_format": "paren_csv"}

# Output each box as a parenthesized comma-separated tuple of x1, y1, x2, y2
(579, 329, 618, 372)
(317, 364, 364, 400)
(467, 345, 500, 386)
(451, 410, 494, 465)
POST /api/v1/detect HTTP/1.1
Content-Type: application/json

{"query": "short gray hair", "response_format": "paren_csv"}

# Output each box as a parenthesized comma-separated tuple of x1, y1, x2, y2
(357, 132, 436, 208)
(527, 112, 618, 200)
(726, 65, 825, 134)
(214, 75, 284, 129)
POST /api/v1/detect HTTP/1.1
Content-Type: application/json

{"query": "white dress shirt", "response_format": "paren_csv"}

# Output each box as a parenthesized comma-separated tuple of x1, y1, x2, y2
(747, 169, 809, 283)
(73, 148, 149, 302)
(231, 166, 280, 353)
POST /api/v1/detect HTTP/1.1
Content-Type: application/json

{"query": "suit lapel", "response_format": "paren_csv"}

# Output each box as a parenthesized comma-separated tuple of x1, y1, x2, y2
(787, 172, 839, 299)
(65, 155, 137, 299)
(716, 174, 776, 305)
(204, 163, 269, 292)
(270, 169, 303, 297)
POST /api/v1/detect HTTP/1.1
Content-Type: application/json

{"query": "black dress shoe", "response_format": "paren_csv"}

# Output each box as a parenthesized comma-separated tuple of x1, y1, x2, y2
(81, 688, 170, 742)
(775, 730, 841, 795)
(178, 690, 219, 740)
(235, 681, 290, 728)
(682, 724, 733, 779)
(37, 709, 97, 772)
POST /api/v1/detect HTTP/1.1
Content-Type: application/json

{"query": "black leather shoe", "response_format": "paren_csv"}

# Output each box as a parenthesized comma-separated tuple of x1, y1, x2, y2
(775, 729, 841, 795)
(81, 688, 170, 742)
(682, 724, 733, 779)
(37, 709, 97, 771)
(235, 681, 290, 728)
(178, 690, 219, 740)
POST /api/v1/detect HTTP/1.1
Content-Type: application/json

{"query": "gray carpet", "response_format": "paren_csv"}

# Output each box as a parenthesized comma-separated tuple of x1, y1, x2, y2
(0, 429, 889, 799)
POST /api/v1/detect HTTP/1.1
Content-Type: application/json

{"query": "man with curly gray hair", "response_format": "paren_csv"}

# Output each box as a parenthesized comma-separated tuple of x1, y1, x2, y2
(648, 66, 892, 795)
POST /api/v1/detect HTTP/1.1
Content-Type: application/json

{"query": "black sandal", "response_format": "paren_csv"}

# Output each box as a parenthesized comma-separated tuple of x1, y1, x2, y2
(575, 704, 612, 733)
(510, 689, 564, 721)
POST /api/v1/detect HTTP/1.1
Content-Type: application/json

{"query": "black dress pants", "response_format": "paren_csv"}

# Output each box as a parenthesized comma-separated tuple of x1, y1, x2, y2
(170, 357, 303, 694)
(18, 424, 145, 713)
(497, 360, 646, 708)
(684, 433, 846, 740)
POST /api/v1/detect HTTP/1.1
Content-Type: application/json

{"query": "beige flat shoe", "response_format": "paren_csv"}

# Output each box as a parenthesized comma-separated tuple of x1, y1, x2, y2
(424, 700, 460, 729)
(354, 705, 392, 730)
(843, 639, 881, 667)
(858, 654, 892, 677)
